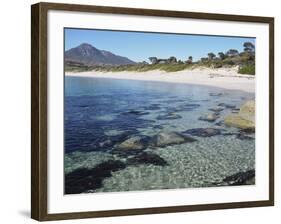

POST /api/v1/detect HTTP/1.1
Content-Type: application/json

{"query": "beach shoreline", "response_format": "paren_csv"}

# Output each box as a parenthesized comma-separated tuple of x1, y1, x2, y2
(65, 67, 255, 93)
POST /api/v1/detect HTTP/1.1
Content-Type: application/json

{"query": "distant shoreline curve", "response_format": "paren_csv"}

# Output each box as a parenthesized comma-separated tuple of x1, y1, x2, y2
(65, 67, 255, 93)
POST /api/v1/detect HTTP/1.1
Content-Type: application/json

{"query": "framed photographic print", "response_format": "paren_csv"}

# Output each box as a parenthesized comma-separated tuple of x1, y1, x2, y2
(31, 2, 274, 221)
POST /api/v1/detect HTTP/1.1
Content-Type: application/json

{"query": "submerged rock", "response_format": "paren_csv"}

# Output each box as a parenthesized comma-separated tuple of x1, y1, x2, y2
(218, 103, 236, 109)
(122, 110, 149, 116)
(222, 132, 237, 136)
(156, 112, 182, 120)
(183, 128, 222, 137)
(224, 100, 255, 129)
(215, 120, 224, 126)
(95, 131, 135, 150)
(236, 133, 255, 140)
(152, 132, 196, 147)
(64, 151, 115, 175)
(231, 108, 240, 114)
(199, 112, 220, 122)
(224, 115, 254, 129)
(178, 103, 201, 111)
(239, 100, 255, 123)
(65, 160, 126, 194)
(127, 152, 168, 166)
(209, 93, 223, 97)
(153, 125, 165, 129)
(222, 169, 255, 186)
(209, 106, 224, 112)
(224, 101, 255, 129)
(240, 128, 255, 134)
(164, 103, 200, 113)
(98, 139, 113, 148)
(114, 131, 196, 152)
(212, 169, 255, 186)
(220, 130, 255, 140)
(115, 135, 151, 151)
(144, 104, 161, 110)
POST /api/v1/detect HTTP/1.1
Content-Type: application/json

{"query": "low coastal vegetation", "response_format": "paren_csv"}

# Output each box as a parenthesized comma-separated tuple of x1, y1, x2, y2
(238, 64, 255, 75)
(65, 41, 255, 75)
(65, 60, 193, 73)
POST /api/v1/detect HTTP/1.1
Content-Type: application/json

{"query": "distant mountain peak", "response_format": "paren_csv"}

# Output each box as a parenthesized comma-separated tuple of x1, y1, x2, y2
(79, 43, 93, 47)
(78, 43, 98, 50)
(65, 43, 136, 66)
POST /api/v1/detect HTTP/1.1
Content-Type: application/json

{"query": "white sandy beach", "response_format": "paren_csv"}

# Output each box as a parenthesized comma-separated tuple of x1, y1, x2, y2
(65, 66, 255, 93)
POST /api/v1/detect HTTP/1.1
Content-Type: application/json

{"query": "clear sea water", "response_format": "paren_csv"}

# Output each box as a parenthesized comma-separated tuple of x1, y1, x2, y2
(64, 76, 255, 194)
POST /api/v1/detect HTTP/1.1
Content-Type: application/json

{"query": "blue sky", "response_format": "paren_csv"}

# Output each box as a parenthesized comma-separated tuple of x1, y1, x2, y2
(65, 28, 255, 62)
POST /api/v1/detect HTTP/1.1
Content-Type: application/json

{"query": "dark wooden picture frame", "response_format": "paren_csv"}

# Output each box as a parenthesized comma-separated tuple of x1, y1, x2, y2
(31, 2, 274, 221)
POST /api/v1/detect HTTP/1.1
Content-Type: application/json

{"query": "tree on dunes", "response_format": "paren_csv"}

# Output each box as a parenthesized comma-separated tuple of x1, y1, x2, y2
(201, 57, 208, 62)
(226, 49, 239, 57)
(186, 56, 193, 64)
(243, 42, 255, 54)
(168, 56, 177, 64)
(218, 52, 226, 60)
(207, 52, 216, 60)
(149, 57, 158, 64)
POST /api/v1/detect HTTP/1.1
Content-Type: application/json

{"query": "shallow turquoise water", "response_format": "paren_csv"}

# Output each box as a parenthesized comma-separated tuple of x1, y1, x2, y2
(64, 76, 255, 194)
